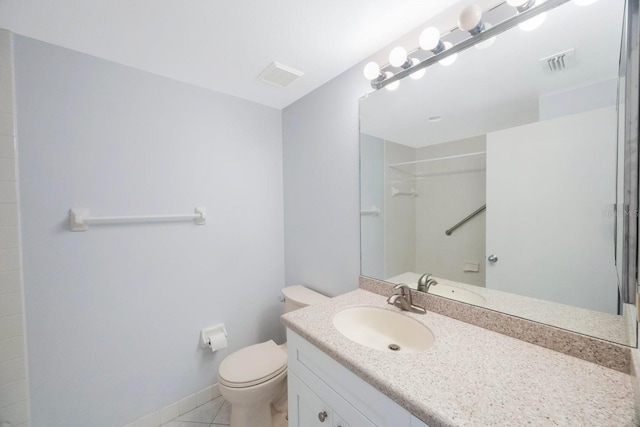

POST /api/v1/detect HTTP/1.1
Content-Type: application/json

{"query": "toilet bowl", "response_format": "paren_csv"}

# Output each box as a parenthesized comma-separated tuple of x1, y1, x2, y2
(217, 285, 329, 427)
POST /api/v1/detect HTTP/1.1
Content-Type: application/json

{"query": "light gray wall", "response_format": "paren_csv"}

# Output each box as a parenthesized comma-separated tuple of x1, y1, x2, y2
(280, 1, 467, 296)
(359, 134, 385, 279)
(539, 79, 618, 121)
(282, 67, 369, 297)
(14, 35, 284, 427)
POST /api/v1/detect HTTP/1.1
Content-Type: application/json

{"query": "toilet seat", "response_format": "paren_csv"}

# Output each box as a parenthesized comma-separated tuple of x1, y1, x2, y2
(218, 340, 287, 388)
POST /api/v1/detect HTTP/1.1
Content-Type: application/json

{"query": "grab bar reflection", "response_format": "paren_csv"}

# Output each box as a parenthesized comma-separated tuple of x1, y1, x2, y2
(445, 204, 486, 236)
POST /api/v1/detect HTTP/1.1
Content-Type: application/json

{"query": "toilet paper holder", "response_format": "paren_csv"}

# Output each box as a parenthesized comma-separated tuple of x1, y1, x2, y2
(200, 323, 228, 352)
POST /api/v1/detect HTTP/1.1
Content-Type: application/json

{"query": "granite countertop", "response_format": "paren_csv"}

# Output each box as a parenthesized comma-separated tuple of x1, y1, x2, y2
(281, 289, 638, 427)
(386, 272, 633, 346)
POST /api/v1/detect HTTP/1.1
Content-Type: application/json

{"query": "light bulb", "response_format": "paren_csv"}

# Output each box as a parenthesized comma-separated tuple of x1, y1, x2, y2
(389, 47, 408, 68)
(458, 5, 484, 35)
(363, 61, 381, 80)
(573, 0, 597, 5)
(384, 72, 400, 91)
(507, 0, 535, 10)
(419, 27, 441, 51)
(439, 42, 457, 66)
(518, 11, 546, 31)
(475, 23, 496, 50)
(408, 58, 425, 80)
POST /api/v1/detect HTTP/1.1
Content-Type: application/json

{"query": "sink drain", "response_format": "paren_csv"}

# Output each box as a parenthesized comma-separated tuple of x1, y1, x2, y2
(388, 343, 401, 351)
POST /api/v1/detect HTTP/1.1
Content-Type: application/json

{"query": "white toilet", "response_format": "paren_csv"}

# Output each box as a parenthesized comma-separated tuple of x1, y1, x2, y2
(217, 285, 329, 427)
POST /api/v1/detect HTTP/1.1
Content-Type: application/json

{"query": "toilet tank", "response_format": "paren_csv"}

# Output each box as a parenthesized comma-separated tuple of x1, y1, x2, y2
(282, 285, 329, 313)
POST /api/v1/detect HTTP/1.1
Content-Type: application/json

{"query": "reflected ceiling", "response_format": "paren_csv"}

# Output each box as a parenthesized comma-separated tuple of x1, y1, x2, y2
(360, 0, 622, 147)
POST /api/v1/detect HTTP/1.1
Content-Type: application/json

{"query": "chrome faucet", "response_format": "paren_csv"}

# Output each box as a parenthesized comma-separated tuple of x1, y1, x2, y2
(387, 284, 426, 314)
(417, 273, 438, 293)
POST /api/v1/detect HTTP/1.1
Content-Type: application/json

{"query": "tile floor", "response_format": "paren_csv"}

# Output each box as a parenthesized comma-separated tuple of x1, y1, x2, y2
(162, 396, 231, 427)
(161, 396, 288, 427)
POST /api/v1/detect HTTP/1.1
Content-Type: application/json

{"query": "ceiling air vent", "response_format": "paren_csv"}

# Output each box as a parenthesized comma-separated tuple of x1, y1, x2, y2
(258, 61, 304, 87)
(540, 49, 576, 73)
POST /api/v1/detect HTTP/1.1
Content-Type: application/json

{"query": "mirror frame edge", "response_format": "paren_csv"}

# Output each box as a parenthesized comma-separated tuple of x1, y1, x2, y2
(623, 0, 639, 307)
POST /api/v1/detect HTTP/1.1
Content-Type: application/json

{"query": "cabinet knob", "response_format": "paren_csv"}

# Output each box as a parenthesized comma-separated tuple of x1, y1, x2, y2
(318, 410, 327, 422)
(488, 254, 498, 263)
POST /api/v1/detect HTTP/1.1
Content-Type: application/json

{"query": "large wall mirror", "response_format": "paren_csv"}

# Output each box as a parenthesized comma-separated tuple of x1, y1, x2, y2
(360, 0, 639, 346)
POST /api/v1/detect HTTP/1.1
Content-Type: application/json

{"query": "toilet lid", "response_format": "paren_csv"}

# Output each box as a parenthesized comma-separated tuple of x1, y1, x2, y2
(218, 340, 287, 388)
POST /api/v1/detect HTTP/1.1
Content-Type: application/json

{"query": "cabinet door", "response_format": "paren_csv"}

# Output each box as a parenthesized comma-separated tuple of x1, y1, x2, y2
(296, 377, 332, 427)
(289, 372, 370, 427)
(333, 414, 351, 427)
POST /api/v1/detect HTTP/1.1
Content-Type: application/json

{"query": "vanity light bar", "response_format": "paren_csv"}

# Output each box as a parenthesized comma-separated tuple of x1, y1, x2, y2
(372, 0, 572, 90)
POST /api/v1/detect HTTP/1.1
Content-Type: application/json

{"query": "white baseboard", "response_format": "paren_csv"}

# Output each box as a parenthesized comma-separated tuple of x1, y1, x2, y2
(124, 383, 220, 427)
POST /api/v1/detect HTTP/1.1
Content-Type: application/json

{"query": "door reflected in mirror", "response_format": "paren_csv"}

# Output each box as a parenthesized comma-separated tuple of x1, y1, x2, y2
(359, 0, 637, 346)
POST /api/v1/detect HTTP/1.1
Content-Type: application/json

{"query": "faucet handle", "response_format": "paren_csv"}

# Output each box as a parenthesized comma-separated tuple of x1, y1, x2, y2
(393, 283, 411, 295)
(417, 273, 432, 292)
(388, 286, 426, 314)
(393, 283, 412, 303)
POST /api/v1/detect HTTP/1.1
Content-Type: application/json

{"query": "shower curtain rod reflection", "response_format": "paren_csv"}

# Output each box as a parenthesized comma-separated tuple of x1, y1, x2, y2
(388, 151, 486, 169)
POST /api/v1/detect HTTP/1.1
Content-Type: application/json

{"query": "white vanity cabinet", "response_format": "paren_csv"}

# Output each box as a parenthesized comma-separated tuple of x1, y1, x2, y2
(287, 329, 431, 427)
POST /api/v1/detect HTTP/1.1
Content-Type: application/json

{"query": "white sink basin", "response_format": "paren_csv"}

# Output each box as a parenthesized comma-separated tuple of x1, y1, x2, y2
(429, 284, 486, 306)
(332, 306, 435, 353)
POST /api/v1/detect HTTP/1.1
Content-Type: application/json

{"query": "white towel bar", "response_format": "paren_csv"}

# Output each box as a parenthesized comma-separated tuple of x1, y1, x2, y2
(68, 207, 206, 231)
(360, 206, 381, 216)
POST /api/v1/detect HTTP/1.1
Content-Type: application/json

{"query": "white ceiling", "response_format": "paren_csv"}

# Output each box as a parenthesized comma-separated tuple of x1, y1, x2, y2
(0, 0, 470, 110)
